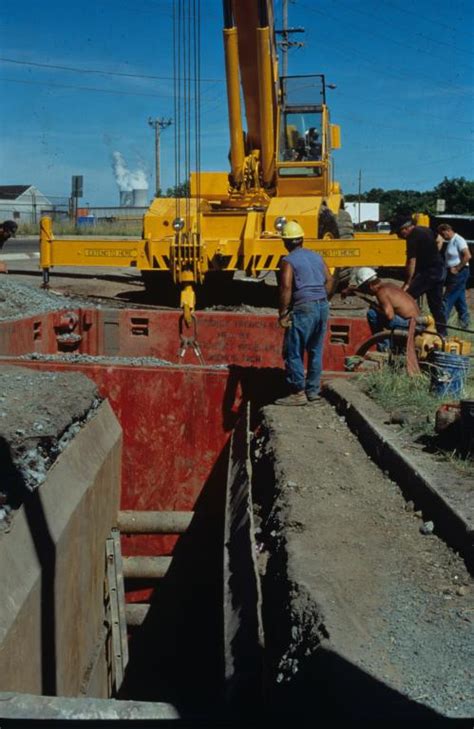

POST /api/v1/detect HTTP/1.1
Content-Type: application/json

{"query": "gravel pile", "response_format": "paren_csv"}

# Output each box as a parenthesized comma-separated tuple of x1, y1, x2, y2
(0, 366, 100, 529)
(20, 352, 228, 369)
(0, 278, 90, 321)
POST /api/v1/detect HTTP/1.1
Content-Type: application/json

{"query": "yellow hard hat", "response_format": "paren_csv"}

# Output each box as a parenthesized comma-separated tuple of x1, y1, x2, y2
(281, 220, 304, 240)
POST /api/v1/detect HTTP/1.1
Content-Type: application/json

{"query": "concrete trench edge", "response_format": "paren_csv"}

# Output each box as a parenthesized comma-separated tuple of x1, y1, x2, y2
(324, 379, 473, 573)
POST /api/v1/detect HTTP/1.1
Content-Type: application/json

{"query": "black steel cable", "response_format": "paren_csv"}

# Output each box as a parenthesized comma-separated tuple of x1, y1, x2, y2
(182, 0, 190, 226)
(0, 57, 222, 83)
(173, 0, 183, 220)
(435, 321, 474, 336)
(193, 0, 202, 235)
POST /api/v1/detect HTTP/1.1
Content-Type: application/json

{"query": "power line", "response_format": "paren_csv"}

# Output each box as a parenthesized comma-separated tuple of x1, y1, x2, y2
(341, 111, 473, 143)
(333, 0, 473, 56)
(0, 56, 224, 83)
(0, 74, 226, 109)
(382, 0, 471, 35)
(332, 89, 473, 128)
(299, 3, 472, 89)
(0, 76, 173, 98)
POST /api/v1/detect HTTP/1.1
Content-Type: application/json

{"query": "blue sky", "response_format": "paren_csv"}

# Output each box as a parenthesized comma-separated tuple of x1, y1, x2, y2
(0, 0, 473, 206)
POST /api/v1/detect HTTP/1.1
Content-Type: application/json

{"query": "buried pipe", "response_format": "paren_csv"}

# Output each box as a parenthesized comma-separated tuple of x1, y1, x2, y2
(118, 510, 194, 535)
(123, 556, 172, 580)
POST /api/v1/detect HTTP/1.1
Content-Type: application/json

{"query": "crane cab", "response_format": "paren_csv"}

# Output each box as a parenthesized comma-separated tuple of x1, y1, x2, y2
(276, 74, 340, 198)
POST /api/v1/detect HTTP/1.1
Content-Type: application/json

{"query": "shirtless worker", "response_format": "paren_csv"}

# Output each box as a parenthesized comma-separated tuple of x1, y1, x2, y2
(343, 267, 420, 351)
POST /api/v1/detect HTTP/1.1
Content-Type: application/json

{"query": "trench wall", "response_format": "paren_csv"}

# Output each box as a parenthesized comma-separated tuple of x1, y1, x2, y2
(0, 307, 370, 596)
(0, 308, 371, 371)
(0, 401, 122, 697)
(6, 362, 246, 561)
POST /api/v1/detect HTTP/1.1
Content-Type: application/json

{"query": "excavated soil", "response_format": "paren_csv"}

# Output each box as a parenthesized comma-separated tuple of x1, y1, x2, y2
(253, 401, 473, 721)
(0, 366, 100, 527)
(0, 278, 88, 321)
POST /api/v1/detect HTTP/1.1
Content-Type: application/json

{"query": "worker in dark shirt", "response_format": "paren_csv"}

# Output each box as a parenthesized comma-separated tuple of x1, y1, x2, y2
(398, 220, 446, 335)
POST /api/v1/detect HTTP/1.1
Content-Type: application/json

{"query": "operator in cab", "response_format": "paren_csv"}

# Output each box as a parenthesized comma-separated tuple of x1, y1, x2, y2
(275, 221, 333, 406)
(343, 267, 420, 351)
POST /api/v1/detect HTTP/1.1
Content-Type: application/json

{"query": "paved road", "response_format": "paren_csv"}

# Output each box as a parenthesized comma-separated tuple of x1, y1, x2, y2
(2, 238, 39, 254)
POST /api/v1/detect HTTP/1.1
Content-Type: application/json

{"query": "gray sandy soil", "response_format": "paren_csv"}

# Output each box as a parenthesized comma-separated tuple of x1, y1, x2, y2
(0, 278, 89, 321)
(0, 366, 100, 526)
(254, 401, 473, 720)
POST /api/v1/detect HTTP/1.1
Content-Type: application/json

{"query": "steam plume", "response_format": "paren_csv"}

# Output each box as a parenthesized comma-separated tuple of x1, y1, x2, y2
(112, 151, 148, 191)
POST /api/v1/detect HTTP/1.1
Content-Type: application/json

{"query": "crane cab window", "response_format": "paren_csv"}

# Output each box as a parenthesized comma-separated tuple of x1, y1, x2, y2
(280, 112, 323, 163)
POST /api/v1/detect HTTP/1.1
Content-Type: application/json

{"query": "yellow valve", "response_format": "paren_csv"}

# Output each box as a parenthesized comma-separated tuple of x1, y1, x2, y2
(416, 314, 435, 329)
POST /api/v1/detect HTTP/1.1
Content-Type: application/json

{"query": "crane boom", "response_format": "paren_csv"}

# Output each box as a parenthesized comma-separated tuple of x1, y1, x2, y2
(40, 0, 408, 323)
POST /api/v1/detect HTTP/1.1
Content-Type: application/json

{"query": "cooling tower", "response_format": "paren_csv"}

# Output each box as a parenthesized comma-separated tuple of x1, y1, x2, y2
(119, 190, 133, 207)
(132, 188, 148, 207)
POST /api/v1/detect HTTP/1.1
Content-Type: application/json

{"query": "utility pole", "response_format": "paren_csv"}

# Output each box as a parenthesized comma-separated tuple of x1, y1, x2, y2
(275, 0, 305, 77)
(358, 169, 362, 226)
(148, 117, 173, 197)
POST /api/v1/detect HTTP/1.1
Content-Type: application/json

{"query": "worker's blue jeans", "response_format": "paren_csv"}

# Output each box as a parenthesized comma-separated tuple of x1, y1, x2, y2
(283, 299, 329, 397)
(407, 264, 446, 335)
(443, 267, 470, 328)
(366, 307, 411, 352)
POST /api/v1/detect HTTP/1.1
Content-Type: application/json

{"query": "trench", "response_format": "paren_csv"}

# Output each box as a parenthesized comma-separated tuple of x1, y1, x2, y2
(0, 306, 471, 722)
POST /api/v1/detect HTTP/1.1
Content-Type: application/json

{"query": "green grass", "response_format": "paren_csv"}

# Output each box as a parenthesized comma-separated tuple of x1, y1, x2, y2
(358, 359, 474, 470)
(359, 364, 441, 436)
(17, 220, 143, 237)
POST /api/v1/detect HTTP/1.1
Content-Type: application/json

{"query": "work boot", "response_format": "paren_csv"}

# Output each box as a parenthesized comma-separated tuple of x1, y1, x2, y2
(274, 391, 307, 406)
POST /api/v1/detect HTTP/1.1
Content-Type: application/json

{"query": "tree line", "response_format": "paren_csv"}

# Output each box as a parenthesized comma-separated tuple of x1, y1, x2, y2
(345, 177, 474, 223)
(161, 177, 474, 225)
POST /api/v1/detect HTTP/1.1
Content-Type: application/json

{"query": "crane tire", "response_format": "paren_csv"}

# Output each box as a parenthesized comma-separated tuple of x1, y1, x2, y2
(334, 209, 355, 289)
(318, 208, 339, 239)
(336, 209, 354, 239)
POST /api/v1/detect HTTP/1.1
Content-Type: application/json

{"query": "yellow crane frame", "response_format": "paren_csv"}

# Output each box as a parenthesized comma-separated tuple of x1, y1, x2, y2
(39, 0, 411, 322)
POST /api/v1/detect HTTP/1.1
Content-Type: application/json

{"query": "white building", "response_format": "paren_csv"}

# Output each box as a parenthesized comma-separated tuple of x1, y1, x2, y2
(0, 185, 52, 224)
(345, 202, 380, 225)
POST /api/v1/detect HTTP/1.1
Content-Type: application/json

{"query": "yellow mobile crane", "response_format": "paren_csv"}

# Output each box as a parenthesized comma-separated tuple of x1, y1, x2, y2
(40, 0, 407, 323)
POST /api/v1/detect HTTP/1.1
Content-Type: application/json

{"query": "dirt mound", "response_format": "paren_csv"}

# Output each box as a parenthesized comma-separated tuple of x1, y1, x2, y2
(0, 366, 100, 527)
(0, 278, 88, 321)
